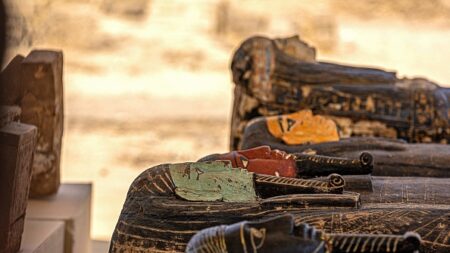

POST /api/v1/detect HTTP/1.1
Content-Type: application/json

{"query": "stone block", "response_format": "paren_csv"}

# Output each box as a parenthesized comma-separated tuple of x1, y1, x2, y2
(20, 219, 64, 253)
(26, 183, 92, 253)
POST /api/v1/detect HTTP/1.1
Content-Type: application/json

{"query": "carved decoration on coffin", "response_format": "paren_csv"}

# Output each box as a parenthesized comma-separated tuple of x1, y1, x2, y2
(109, 162, 449, 253)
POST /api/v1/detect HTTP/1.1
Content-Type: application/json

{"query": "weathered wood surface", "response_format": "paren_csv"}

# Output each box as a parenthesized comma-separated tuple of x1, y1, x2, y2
(230, 35, 449, 149)
(0, 106, 20, 128)
(186, 214, 421, 253)
(0, 118, 37, 253)
(109, 163, 449, 253)
(242, 117, 450, 177)
(0, 50, 64, 197)
(0, 55, 25, 105)
(295, 152, 373, 177)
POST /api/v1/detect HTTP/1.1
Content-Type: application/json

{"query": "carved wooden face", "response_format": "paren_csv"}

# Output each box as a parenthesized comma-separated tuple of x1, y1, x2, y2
(266, 110, 339, 145)
(187, 214, 422, 253)
(224, 215, 325, 253)
(186, 214, 325, 253)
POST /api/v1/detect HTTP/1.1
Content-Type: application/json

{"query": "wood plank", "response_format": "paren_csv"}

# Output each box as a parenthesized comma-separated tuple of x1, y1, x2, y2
(0, 106, 20, 128)
(20, 50, 64, 197)
(0, 121, 37, 253)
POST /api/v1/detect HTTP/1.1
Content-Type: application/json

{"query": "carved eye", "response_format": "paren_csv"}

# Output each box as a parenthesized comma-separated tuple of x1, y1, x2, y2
(241, 157, 249, 168)
(250, 227, 266, 238)
(287, 118, 296, 131)
(250, 228, 266, 250)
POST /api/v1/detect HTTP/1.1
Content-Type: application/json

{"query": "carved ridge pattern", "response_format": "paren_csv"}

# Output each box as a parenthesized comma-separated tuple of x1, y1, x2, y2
(294, 210, 450, 251)
(130, 166, 175, 196)
(183, 225, 228, 253)
(325, 234, 405, 253)
(255, 173, 345, 192)
(255, 174, 328, 188)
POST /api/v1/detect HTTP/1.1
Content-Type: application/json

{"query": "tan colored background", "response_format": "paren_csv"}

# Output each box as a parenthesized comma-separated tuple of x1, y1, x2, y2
(7, 0, 450, 240)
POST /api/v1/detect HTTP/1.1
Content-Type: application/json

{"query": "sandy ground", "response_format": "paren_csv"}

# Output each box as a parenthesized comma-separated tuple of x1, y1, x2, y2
(8, 0, 450, 242)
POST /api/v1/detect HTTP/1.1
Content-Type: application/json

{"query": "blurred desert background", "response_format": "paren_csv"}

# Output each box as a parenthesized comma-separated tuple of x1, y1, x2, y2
(6, 0, 450, 245)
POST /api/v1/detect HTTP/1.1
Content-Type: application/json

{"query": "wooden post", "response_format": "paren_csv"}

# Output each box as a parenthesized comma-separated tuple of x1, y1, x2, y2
(0, 50, 64, 197)
(0, 106, 37, 253)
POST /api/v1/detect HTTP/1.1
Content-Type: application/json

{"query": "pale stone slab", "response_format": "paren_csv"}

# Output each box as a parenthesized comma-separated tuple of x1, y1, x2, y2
(20, 219, 64, 253)
(26, 183, 92, 253)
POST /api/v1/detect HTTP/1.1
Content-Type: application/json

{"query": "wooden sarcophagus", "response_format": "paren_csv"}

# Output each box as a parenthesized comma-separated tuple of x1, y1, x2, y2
(109, 161, 449, 253)
(240, 112, 450, 178)
(229, 35, 450, 149)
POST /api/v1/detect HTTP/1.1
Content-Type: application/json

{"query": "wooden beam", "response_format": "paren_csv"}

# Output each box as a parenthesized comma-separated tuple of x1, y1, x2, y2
(0, 115, 37, 253)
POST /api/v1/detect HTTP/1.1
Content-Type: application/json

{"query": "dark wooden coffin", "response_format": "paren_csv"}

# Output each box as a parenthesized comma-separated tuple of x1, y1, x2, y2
(229, 35, 449, 149)
(109, 163, 450, 253)
(241, 117, 450, 177)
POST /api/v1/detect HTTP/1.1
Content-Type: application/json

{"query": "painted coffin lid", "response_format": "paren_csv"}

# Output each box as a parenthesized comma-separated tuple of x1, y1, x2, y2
(169, 162, 258, 202)
(199, 146, 297, 177)
(266, 110, 339, 145)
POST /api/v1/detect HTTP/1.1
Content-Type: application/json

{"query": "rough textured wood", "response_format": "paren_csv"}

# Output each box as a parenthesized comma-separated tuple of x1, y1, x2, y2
(109, 163, 449, 253)
(230, 35, 449, 149)
(0, 106, 20, 128)
(242, 117, 450, 177)
(9, 50, 64, 197)
(0, 120, 37, 253)
(0, 55, 25, 105)
(295, 152, 373, 177)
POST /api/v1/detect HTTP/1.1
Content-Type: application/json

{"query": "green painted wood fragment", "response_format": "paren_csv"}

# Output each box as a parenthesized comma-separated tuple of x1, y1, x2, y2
(169, 162, 257, 202)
